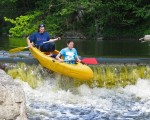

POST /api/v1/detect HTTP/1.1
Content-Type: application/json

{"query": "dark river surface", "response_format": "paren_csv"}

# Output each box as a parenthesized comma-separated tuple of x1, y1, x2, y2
(0, 35, 150, 57)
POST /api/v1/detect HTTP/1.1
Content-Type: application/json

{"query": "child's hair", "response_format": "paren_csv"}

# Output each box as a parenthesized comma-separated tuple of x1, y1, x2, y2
(67, 40, 74, 44)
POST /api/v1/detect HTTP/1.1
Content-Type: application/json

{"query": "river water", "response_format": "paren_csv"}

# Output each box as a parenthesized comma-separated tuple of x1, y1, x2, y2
(1, 62, 150, 120)
(21, 77, 150, 120)
(1, 36, 150, 119)
(0, 35, 150, 57)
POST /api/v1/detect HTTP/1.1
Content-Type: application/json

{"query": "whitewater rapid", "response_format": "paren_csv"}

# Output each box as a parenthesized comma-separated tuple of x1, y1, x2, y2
(14, 77, 150, 120)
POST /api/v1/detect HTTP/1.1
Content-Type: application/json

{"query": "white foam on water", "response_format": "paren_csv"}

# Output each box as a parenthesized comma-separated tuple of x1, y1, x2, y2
(22, 79, 112, 108)
(15, 78, 113, 117)
(123, 78, 150, 99)
(15, 78, 150, 119)
(121, 78, 150, 114)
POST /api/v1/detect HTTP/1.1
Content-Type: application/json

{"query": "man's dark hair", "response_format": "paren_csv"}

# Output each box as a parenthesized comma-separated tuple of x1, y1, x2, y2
(38, 24, 45, 32)
(67, 40, 74, 44)
(38, 24, 45, 28)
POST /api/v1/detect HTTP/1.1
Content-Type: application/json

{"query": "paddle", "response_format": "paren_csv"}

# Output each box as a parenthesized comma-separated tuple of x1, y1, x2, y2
(52, 60, 77, 63)
(8, 40, 54, 54)
(81, 58, 98, 65)
(52, 58, 98, 65)
(9, 46, 29, 54)
(63, 57, 98, 65)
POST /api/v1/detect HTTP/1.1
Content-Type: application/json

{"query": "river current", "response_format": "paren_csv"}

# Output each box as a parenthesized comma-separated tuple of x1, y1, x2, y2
(1, 58, 150, 119)
(11, 69, 150, 120)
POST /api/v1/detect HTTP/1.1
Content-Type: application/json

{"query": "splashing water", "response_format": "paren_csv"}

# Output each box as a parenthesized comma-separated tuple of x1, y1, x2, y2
(14, 78, 150, 120)
(2, 63, 150, 88)
(90, 64, 150, 88)
(2, 63, 150, 119)
(2, 63, 46, 88)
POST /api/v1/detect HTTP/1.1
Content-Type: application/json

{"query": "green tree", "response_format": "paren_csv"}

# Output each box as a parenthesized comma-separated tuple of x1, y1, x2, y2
(2, 0, 150, 38)
(4, 11, 42, 37)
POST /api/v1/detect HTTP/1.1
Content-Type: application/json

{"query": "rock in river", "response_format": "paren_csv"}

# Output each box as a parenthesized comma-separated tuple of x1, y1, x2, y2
(0, 69, 27, 120)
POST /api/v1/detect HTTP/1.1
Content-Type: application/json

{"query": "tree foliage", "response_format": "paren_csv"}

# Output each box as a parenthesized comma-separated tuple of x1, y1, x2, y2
(1, 0, 150, 38)
(0, 0, 17, 4)
(4, 11, 42, 37)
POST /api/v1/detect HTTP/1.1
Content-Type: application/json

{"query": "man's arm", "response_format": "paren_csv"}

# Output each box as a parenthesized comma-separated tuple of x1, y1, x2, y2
(27, 37, 33, 48)
(48, 37, 61, 42)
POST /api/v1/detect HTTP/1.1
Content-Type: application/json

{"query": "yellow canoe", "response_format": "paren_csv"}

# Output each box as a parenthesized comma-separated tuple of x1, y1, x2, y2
(29, 47, 93, 80)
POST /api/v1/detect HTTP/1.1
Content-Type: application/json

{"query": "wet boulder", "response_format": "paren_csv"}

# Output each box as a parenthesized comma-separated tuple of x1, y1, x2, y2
(0, 69, 27, 120)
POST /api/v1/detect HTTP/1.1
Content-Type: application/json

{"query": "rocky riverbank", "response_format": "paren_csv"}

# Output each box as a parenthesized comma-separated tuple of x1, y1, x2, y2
(0, 69, 27, 120)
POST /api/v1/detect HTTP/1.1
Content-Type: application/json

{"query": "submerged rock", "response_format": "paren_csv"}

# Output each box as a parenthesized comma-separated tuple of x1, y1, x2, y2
(0, 69, 27, 120)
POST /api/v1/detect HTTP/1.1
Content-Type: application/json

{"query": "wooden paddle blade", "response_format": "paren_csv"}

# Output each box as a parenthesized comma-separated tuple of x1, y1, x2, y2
(9, 47, 27, 54)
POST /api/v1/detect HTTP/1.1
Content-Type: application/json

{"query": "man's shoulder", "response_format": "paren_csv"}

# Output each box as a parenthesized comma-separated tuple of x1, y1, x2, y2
(44, 32, 50, 35)
(32, 32, 39, 35)
(29, 32, 38, 37)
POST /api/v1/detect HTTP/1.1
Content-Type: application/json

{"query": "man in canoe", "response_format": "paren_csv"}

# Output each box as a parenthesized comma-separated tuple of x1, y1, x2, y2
(56, 40, 81, 64)
(27, 24, 61, 56)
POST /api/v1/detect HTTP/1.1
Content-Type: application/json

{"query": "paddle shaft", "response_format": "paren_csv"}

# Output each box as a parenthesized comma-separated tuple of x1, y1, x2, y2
(32, 37, 61, 47)
(9, 35, 61, 54)
(63, 60, 86, 64)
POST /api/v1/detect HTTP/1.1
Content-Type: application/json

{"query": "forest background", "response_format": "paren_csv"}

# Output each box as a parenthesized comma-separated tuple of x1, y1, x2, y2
(0, 0, 149, 40)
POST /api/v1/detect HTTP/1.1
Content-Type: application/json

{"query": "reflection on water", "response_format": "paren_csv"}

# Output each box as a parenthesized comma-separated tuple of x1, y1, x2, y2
(0, 35, 150, 57)
(0, 36, 27, 51)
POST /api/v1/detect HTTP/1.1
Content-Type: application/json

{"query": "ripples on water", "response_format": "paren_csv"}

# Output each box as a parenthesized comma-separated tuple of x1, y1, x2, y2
(2, 63, 150, 120)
